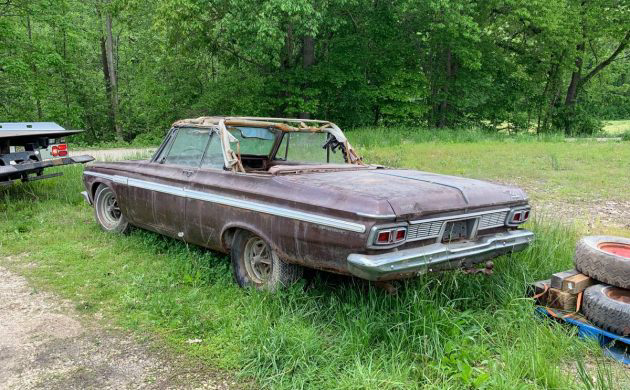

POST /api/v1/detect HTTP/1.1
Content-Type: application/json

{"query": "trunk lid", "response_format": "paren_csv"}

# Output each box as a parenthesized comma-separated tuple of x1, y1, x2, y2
(275, 169, 527, 219)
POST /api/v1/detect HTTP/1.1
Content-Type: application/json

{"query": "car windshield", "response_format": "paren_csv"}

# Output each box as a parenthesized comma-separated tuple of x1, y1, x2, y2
(228, 126, 276, 155)
(274, 131, 346, 164)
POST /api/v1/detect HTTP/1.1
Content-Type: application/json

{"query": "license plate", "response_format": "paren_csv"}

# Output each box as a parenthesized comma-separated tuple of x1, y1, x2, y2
(442, 220, 469, 243)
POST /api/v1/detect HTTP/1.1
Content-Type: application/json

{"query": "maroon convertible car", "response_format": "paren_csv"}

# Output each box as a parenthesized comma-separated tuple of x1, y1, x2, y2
(82, 117, 533, 289)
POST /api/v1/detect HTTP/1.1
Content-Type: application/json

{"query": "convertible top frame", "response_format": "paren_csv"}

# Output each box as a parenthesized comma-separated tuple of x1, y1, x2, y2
(169, 116, 363, 172)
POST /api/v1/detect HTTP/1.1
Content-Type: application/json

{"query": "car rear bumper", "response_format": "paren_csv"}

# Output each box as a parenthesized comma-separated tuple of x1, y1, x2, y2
(347, 229, 534, 281)
(0, 155, 94, 181)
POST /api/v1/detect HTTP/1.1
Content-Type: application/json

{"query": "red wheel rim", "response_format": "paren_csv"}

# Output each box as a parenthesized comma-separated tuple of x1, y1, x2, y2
(605, 287, 630, 304)
(597, 242, 630, 259)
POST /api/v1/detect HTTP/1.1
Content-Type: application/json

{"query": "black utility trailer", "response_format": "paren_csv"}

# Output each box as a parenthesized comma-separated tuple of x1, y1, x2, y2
(0, 122, 93, 186)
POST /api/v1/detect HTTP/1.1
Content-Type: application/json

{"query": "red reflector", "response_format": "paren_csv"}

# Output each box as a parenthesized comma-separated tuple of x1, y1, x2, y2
(377, 231, 391, 243)
(523, 211, 529, 220)
(58, 144, 67, 151)
(58, 150, 68, 157)
(51, 146, 59, 157)
(395, 229, 406, 241)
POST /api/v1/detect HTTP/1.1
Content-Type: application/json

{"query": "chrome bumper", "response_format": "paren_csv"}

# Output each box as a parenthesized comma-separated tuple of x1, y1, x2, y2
(347, 229, 534, 281)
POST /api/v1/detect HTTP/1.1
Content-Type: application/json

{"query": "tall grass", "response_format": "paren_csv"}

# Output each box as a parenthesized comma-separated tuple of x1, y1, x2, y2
(345, 126, 569, 149)
(1, 166, 627, 388)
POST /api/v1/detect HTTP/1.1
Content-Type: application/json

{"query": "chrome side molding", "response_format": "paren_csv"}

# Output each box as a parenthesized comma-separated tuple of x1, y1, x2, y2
(83, 171, 366, 233)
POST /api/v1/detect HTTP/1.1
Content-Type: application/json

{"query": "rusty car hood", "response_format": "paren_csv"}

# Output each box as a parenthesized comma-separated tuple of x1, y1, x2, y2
(275, 169, 528, 219)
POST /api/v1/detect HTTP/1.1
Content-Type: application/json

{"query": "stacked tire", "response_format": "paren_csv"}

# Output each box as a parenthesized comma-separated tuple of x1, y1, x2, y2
(575, 236, 630, 337)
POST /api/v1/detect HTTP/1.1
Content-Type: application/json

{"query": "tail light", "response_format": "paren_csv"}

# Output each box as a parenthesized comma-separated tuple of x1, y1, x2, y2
(371, 225, 407, 247)
(507, 207, 530, 226)
(51, 143, 68, 157)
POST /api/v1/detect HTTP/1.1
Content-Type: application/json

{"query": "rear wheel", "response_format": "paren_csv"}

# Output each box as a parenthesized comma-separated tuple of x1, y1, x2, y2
(94, 184, 129, 233)
(230, 230, 302, 290)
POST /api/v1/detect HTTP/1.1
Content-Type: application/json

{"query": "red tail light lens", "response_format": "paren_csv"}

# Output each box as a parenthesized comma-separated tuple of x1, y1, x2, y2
(507, 208, 530, 226)
(50, 144, 68, 157)
(373, 226, 408, 246)
(377, 231, 391, 244)
(512, 212, 522, 223)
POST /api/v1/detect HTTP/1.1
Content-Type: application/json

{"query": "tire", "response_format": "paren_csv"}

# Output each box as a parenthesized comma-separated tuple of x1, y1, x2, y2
(230, 230, 303, 291)
(574, 235, 630, 289)
(94, 184, 129, 233)
(582, 284, 630, 337)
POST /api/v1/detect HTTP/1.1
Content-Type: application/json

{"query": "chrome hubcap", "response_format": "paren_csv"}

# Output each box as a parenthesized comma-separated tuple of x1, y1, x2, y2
(243, 237, 272, 284)
(98, 189, 121, 228)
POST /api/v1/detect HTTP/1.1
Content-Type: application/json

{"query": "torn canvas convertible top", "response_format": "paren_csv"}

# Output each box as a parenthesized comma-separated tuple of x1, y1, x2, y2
(172, 116, 363, 170)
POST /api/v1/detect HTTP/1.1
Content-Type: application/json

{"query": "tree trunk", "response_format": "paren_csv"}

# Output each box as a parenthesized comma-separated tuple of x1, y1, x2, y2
(100, 37, 115, 132)
(101, 7, 122, 141)
(565, 41, 584, 106)
(302, 36, 315, 68)
(299, 35, 315, 119)
(26, 15, 43, 120)
(276, 24, 293, 117)
(537, 59, 560, 133)
(62, 26, 71, 116)
(437, 47, 452, 128)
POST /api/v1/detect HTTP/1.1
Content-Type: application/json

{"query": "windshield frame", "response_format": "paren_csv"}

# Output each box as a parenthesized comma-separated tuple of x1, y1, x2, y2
(226, 126, 280, 158)
(159, 117, 363, 172)
(271, 131, 348, 164)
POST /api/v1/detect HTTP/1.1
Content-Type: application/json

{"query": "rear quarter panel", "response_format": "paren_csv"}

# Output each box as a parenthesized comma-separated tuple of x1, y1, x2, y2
(185, 169, 379, 274)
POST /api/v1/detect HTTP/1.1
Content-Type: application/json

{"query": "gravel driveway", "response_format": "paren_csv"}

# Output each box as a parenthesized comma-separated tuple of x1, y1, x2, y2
(70, 148, 156, 161)
(0, 263, 234, 390)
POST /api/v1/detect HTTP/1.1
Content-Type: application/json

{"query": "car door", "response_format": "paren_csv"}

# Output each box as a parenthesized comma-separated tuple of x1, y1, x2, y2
(184, 130, 229, 249)
(125, 127, 211, 238)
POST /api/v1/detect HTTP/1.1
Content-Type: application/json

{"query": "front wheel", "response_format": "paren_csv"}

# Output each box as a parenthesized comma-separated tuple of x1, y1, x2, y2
(230, 230, 302, 290)
(94, 184, 129, 233)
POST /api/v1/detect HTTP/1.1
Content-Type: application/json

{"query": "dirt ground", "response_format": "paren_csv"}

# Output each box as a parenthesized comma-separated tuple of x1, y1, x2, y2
(532, 198, 630, 231)
(0, 265, 235, 390)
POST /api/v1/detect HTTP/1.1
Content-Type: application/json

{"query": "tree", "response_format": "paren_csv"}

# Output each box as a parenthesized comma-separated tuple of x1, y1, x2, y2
(559, 0, 630, 133)
(98, 0, 122, 141)
(2, 0, 628, 139)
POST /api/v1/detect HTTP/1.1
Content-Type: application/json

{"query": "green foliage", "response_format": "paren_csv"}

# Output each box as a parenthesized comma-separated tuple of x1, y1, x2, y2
(1, 0, 628, 140)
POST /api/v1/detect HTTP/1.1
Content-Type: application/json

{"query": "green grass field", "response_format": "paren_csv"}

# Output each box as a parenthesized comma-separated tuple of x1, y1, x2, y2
(2, 132, 629, 389)
(603, 120, 630, 135)
(348, 128, 630, 221)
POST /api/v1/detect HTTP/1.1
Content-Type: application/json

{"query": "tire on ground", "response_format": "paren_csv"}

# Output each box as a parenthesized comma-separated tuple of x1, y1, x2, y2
(582, 284, 630, 337)
(230, 230, 303, 291)
(94, 184, 129, 234)
(574, 235, 630, 289)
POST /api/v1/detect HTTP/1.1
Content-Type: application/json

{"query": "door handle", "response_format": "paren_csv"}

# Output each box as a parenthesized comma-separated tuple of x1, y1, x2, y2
(182, 169, 194, 177)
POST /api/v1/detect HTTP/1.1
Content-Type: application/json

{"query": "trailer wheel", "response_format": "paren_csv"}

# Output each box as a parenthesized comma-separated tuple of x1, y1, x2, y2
(583, 284, 630, 337)
(230, 230, 302, 291)
(574, 236, 630, 289)
(94, 184, 129, 233)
